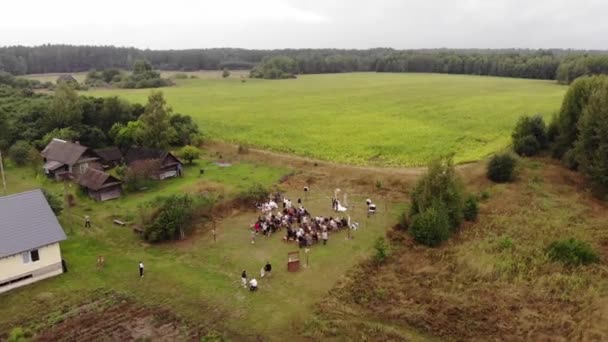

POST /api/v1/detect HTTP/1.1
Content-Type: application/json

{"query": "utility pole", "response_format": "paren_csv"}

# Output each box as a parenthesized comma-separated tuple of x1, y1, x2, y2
(0, 150, 7, 195)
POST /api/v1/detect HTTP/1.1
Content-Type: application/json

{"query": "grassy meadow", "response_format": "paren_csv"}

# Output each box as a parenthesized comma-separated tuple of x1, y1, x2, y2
(85, 72, 566, 166)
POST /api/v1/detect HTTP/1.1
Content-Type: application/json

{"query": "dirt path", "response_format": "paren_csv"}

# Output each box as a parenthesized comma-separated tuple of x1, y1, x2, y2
(206, 140, 484, 184)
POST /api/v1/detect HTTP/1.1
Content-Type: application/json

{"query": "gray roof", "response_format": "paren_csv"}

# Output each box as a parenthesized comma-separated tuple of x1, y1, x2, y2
(41, 139, 88, 165)
(0, 189, 67, 258)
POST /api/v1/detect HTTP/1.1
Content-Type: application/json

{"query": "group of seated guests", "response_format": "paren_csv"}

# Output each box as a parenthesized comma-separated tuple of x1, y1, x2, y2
(253, 194, 357, 248)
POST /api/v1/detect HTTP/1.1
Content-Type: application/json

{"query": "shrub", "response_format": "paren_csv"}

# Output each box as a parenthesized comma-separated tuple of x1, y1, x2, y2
(512, 114, 548, 156)
(562, 148, 579, 170)
(487, 153, 517, 183)
(546, 238, 599, 266)
(8, 140, 34, 166)
(7, 327, 30, 342)
(373, 237, 390, 264)
(180, 145, 201, 164)
(142, 195, 196, 242)
(513, 134, 541, 156)
(573, 78, 608, 198)
(410, 203, 451, 247)
(237, 183, 269, 206)
(496, 236, 514, 251)
(42, 189, 63, 216)
(463, 195, 479, 221)
(409, 156, 464, 230)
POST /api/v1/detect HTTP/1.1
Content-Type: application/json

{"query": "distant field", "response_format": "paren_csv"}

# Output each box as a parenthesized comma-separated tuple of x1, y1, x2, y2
(23, 70, 249, 84)
(85, 72, 566, 166)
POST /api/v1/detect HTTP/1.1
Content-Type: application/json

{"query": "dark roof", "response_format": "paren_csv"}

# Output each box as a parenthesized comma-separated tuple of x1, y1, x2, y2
(124, 147, 181, 166)
(41, 139, 88, 165)
(0, 189, 67, 259)
(57, 74, 77, 83)
(77, 168, 121, 191)
(94, 146, 123, 162)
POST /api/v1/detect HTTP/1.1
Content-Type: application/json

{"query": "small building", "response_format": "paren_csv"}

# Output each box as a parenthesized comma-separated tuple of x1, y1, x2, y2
(94, 146, 123, 169)
(77, 168, 123, 202)
(41, 139, 100, 180)
(125, 147, 183, 180)
(0, 189, 67, 294)
(56, 74, 78, 86)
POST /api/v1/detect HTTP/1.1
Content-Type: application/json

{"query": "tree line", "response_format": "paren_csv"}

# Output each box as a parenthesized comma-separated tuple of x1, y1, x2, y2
(0, 76, 201, 170)
(2, 45, 608, 83)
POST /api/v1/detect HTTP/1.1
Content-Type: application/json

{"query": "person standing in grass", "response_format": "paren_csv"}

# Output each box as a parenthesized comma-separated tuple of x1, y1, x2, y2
(241, 270, 248, 288)
(84, 215, 91, 228)
(322, 229, 329, 245)
(139, 261, 144, 278)
(264, 261, 272, 277)
(251, 229, 256, 244)
(249, 278, 258, 291)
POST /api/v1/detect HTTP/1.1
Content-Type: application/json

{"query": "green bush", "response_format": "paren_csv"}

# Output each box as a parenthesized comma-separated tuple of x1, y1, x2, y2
(142, 195, 199, 242)
(373, 237, 390, 264)
(546, 238, 599, 266)
(512, 114, 548, 156)
(8, 326, 30, 342)
(180, 145, 201, 164)
(487, 153, 517, 183)
(513, 134, 541, 156)
(463, 195, 479, 221)
(410, 203, 451, 247)
(237, 183, 270, 205)
(8, 140, 34, 166)
(42, 189, 63, 216)
(562, 148, 579, 170)
(409, 156, 464, 230)
(573, 78, 608, 198)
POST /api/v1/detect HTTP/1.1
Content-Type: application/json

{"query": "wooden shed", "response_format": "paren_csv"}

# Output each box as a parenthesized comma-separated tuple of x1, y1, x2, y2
(77, 168, 123, 202)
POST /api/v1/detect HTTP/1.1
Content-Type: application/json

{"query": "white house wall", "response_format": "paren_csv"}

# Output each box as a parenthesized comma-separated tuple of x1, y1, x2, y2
(0, 243, 63, 294)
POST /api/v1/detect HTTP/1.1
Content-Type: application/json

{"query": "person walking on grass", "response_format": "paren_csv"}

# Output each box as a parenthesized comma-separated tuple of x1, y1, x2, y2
(241, 270, 248, 288)
(264, 261, 272, 278)
(322, 229, 328, 245)
(84, 215, 91, 228)
(139, 261, 144, 278)
(251, 229, 256, 244)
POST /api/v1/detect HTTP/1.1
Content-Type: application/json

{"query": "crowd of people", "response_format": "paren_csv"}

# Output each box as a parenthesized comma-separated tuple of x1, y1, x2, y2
(252, 192, 366, 248)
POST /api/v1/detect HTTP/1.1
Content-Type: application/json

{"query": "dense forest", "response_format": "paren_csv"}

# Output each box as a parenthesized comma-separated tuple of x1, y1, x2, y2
(1, 45, 608, 83)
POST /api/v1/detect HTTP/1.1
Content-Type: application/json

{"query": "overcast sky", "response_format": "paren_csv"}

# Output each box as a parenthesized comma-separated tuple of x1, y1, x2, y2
(1, 0, 607, 50)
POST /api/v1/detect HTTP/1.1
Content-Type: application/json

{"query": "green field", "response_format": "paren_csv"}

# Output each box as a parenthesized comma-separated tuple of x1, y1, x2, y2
(87, 72, 566, 166)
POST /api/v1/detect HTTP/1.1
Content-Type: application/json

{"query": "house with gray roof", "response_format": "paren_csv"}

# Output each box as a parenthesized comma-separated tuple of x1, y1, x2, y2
(0, 189, 67, 293)
(41, 138, 100, 180)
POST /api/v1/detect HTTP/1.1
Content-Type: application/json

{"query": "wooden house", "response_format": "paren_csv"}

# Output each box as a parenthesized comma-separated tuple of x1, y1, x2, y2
(41, 139, 100, 180)
(124, 147, 183, 180)
(77, 168, 123, 202)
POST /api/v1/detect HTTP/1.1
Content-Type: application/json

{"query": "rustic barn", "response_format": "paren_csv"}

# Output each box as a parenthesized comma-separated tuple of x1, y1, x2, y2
(124, 147, 183, 180)
(77, 168, 123, 202)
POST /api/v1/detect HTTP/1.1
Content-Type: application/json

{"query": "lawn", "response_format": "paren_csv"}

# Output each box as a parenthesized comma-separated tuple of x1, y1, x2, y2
(0, 158, 395, 339)
(86, 72, 566, 166)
